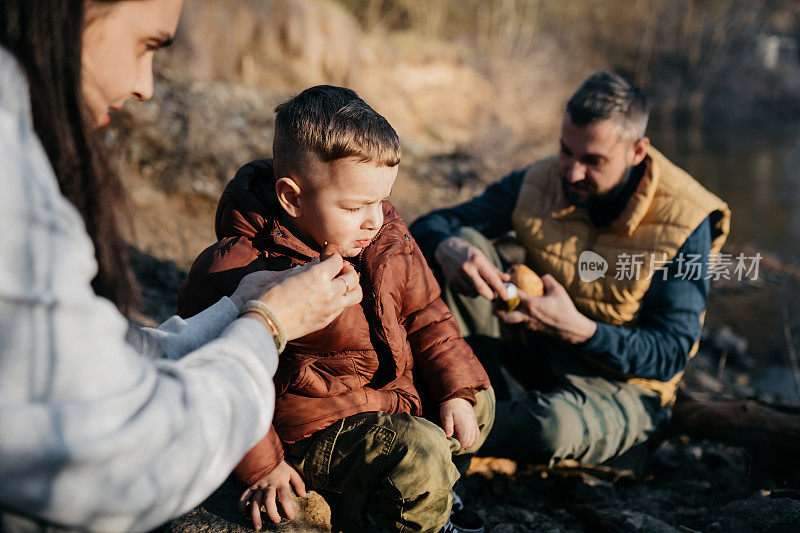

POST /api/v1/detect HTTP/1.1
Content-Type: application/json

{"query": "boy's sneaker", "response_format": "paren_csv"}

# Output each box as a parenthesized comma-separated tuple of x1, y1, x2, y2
(451, 490, 465, 512)
(442, 491, 485, 533)
(442, 509, 485, 533)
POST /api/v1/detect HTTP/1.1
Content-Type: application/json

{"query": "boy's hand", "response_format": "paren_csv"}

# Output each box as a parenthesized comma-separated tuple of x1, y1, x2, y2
(238, 460, 307, 530)
(440, 397, 479, 450)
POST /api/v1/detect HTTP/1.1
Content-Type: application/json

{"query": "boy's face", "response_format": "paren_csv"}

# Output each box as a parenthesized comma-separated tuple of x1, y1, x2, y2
(291, 158, 398, 258)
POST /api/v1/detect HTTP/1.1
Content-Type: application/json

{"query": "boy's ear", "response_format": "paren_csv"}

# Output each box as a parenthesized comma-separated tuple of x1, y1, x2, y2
(275, 177, 303, 218)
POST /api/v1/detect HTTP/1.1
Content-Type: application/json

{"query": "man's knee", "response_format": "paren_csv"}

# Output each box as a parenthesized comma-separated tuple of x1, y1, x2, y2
(456, 226, 491, 245)
(498, 389, 655, 465)
(534, 398, 590, 463)
(486, 396, 588, 463)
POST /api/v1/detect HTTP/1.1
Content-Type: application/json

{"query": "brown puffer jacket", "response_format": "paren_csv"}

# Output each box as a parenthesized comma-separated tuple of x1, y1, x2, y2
(177, 159, 490, 485)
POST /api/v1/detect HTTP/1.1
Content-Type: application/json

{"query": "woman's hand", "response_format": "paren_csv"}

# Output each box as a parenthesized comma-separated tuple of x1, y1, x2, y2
(440, 397, 479, 450)
(238, 461, 306, 530)
(230, 269, 296, 309)
(255, 254, 361, 341)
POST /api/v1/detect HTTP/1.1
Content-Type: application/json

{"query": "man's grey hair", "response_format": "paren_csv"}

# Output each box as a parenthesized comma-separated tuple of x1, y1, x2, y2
(566, 71, 649, 139)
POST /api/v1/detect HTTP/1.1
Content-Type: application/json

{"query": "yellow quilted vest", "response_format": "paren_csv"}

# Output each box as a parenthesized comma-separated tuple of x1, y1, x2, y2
(511, 146, 730, 404)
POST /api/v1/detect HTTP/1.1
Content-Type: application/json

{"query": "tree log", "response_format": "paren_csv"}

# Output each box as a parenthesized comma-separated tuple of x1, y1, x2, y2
(672, 397, 800, 461)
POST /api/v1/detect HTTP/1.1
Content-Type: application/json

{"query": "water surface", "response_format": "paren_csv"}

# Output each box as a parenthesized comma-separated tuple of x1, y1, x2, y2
(650, 117, 800, 403)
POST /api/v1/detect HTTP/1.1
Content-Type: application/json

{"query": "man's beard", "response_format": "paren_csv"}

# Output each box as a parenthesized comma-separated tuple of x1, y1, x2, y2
(560, 168, 632, 211)
(561, 177, 605, 209)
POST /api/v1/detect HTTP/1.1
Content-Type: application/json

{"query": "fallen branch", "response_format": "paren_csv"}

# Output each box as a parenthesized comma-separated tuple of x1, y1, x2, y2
(671, 395, 800, 463)
(782, 305, 800, 404)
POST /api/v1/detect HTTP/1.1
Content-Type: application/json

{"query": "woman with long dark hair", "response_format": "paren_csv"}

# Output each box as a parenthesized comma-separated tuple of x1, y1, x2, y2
(0, 1, 361, 530)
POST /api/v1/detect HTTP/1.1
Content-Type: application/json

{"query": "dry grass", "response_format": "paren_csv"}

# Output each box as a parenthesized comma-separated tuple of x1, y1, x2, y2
(160, 0, 362, 88)
(153, 0, 591, 160)
(119, 0, 799, 271)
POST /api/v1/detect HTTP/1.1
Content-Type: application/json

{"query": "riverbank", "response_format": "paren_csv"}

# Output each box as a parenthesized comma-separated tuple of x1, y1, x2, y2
(154, 332, 800, 532)
(129, 182, 800, 532)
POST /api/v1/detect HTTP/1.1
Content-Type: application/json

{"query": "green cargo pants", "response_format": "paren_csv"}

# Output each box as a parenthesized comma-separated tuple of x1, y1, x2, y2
(284, 388, 495, 533)
(443, 227, 670, 466)
(0, 510, 79, 533)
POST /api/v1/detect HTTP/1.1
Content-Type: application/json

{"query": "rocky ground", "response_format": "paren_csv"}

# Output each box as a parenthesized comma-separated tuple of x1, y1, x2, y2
(158, 427, 800, 532)
(159, 428, 800, 532)
(132, 242, 800, 533)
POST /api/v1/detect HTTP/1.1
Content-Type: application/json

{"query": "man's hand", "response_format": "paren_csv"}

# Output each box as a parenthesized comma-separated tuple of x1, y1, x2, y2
(434, 236, 510, 300)
(238, 461, 307, 530)
(496, 274, 597, 344)
(440, 397, 479, 450)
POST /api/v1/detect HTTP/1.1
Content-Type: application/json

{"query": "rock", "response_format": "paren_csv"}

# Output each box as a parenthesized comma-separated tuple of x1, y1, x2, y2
(701, 323, 749, 358)
(767, 488, 800, 501)
(660, 480, 712, 494)
(673, 508, 711, 531)
(572, 503, 685, 532)
(482, 505, 573, 533)
(705, 494, 800, 532)
(129, 247, 187, 324)
(571, 476, 619, 503)
(165, 478, 331, 533)
(489, 524, 520, 533)
(651, 440, 682, 470)
(504, 508, 552, 529)
(681, 365, 725, 395)
(595, 510, 680, 533)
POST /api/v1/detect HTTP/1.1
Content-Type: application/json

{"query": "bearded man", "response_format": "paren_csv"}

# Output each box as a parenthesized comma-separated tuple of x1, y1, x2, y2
(410, 72, 730, 464)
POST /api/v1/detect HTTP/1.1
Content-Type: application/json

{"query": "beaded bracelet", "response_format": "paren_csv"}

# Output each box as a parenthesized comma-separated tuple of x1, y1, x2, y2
(239, 300, 287, 354)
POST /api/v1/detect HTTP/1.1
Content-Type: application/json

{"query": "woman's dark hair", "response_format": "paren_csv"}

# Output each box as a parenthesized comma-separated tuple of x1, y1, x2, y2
(0, 0, 139, 313)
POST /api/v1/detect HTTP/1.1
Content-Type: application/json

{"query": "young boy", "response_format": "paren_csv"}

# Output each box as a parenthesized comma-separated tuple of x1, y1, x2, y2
(178, 85, 494, 533)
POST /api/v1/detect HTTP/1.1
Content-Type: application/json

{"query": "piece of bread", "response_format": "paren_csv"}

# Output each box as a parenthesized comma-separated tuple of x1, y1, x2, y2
(509, 264, 544, 297)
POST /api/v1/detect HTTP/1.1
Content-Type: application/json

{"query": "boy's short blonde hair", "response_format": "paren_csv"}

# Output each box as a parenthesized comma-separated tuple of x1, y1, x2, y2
(273, 85, 401, 183)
